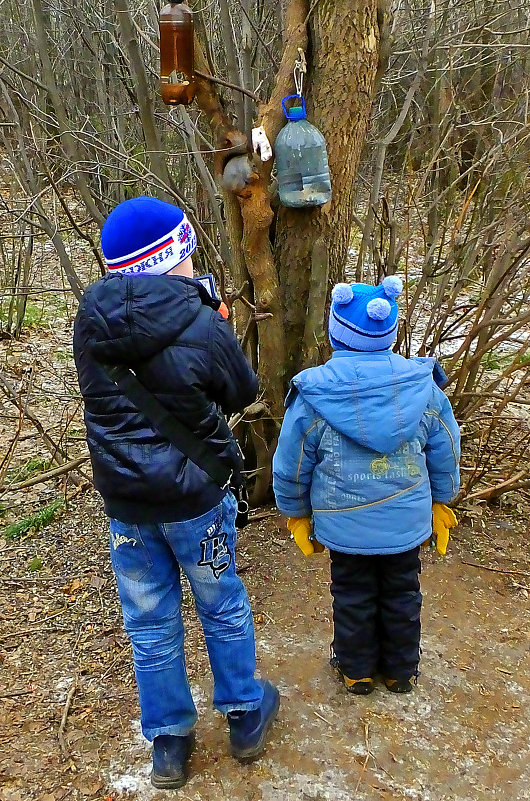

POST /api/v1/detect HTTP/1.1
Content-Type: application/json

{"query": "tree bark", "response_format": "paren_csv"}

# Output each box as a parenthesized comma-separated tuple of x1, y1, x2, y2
(274, 0, 381, 374)
(192, 0, 381, 499)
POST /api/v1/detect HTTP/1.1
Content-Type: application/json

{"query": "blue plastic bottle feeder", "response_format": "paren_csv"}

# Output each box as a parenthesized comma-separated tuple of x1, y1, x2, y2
(275, 95, 332, 208)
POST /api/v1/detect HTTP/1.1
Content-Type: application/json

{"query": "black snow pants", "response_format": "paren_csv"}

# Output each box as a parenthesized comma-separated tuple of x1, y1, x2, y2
(330, 546, 422, 681)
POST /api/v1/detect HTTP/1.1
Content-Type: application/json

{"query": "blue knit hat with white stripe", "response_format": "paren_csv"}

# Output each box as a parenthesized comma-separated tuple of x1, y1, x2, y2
(101, 196, 197, 276)
(328, 276, 403, 351)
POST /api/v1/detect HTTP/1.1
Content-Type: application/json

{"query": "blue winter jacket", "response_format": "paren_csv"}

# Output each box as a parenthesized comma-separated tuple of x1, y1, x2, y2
(272, 350, 460, 555)
(74, 273, 258, 524)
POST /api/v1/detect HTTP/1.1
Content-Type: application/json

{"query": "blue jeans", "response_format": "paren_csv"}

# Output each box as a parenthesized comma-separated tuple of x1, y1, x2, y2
(109, 492, 264, 741)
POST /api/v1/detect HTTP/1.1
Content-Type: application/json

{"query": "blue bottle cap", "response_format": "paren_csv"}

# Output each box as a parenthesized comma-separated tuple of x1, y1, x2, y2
(282, 95, 307, 121)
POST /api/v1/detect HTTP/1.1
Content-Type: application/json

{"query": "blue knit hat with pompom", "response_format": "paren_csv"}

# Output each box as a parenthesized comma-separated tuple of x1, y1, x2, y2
(328, 276, 402, 351)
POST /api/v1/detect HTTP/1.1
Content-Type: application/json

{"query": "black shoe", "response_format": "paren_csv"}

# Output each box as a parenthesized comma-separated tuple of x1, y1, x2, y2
(228, 679, 280, 762)
(384, 677, 413, 693)
(330, 656, 375, 695)
(151, 732, 194, 789)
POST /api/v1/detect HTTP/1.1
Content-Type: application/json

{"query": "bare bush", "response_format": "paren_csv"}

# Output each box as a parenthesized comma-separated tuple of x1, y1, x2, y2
(351, 0, 530, 500)
(1, 0, 529, 506)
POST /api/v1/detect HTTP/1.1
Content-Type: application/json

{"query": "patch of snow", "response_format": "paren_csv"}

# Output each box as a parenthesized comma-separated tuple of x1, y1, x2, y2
(108, 720, 154, 798)
(190, 682, 208, 709)
(108, 761, 155, 798)
(130, 719, 150, 751)
(260, 767, 353, 801)
(54, 675, 75, 700)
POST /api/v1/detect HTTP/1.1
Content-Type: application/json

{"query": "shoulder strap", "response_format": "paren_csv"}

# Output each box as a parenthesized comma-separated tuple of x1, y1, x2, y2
(104, 364, 232, 489)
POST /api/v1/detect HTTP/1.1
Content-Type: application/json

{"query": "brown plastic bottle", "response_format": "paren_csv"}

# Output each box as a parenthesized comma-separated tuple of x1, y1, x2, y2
(159, 2, 194, 81)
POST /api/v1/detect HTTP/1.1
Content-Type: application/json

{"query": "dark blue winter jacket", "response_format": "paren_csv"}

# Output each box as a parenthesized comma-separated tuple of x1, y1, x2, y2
(73, 273, 258, 524)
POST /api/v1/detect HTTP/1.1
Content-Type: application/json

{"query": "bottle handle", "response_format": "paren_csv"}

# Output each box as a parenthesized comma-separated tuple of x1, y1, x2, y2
(281, 95, 306, 118)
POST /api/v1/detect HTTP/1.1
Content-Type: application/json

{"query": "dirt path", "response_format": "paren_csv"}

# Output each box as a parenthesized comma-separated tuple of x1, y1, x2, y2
(1, 493, 529, 801)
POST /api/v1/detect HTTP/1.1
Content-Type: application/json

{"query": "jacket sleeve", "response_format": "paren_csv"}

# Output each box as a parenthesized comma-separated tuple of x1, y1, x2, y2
(272, 389, 323, 518)
(424, 386, 461, 503)
(208, 315, 259, 415)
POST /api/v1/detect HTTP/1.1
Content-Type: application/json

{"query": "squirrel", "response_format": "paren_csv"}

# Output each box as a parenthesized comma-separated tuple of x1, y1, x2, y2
(221, 155, 259, 198)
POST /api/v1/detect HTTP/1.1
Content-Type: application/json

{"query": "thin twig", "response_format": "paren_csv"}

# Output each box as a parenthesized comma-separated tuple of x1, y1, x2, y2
(0, 371, 83, 486)
(0, 689, 34, 699)
(354, 722, 371, 794)
(100, 644, 133, 680)
(195, 69, 260, 102)
(0, 54, 49, 91)
(229, 281, 250, 303)
(462, 561, 530, 578)
(2, 455, 90, 493)
(240, 315, 257, 352)
(305, 0, 324, 24)
(0, 626, 71, 640)
(58, 677, 77, 762)
(248, 510, 278, 522)
(0, 576, 78, 583)
(464, 470, 527, 501)
(313, 710, 333, 725)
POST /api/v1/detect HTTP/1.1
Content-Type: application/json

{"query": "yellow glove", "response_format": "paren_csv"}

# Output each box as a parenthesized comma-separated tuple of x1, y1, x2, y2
(286, 517, 325, 557)
(430, 503, 458, 556)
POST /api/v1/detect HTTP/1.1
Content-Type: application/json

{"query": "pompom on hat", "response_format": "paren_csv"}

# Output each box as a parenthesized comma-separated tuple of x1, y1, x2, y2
(328, 275, 403, 351)
(101, 196, 197, 276)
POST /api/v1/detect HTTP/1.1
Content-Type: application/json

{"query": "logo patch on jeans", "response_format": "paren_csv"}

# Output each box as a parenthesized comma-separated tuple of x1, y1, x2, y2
(198, 523, 232, 579)
(111, 531, 137, 550)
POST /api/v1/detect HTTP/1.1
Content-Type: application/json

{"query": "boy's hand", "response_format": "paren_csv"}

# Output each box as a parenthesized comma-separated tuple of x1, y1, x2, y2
(286, 517, 325, 557)
(428, 503, 458, 555)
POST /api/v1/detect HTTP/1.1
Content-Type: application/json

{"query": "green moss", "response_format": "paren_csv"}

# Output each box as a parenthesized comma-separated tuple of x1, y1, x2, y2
(55, 348, 72, 362)
(3, 499, 64, 541)
(23, 304, 47, 327)
(28, 555, 43, 572)
(8, 457, 49, 484)
(480, 351, 512, 371)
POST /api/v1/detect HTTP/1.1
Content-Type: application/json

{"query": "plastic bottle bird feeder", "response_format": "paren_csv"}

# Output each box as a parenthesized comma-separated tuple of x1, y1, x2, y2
(159, 1, 196, 106)
(274, 96, 332, 208)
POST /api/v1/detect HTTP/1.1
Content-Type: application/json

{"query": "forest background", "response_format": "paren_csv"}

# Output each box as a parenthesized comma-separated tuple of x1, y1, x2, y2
(0, 0, 530, 534)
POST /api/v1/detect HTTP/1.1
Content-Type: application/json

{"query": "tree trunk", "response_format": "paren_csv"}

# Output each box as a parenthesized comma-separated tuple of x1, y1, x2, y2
(192, 0, 381, 501)
(274, 0, 381, 374)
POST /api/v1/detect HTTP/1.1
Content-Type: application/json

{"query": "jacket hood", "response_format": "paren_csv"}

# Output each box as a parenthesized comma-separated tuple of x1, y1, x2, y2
(79, 273, 210, 364)
(290, 351, 436, 454)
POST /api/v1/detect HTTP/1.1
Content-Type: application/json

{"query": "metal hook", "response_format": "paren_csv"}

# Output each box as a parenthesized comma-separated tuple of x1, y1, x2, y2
(294, 48, 307, 97)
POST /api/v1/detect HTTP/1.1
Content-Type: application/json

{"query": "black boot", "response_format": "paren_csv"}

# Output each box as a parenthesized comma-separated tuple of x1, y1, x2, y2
(384, 677, 413, 693)
(151, 732, 194, 789)
(228, 680, 280, 762)
(330, 655, 375, 695)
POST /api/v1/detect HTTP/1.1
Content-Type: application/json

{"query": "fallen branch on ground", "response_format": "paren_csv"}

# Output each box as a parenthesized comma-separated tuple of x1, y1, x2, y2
(462, 561, 530, 578)
(58, 677, 77, 763)
(2, 455, 90, 492)
(463, 470, 527, 501)
(0, 689, 34, 699)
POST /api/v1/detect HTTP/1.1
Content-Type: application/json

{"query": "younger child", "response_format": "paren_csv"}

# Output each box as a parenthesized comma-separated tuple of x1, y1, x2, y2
(272, 277, 460, 694)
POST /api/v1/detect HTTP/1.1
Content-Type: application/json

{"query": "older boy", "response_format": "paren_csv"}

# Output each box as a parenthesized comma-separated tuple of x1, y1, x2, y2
(74, 196, 279, 788)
